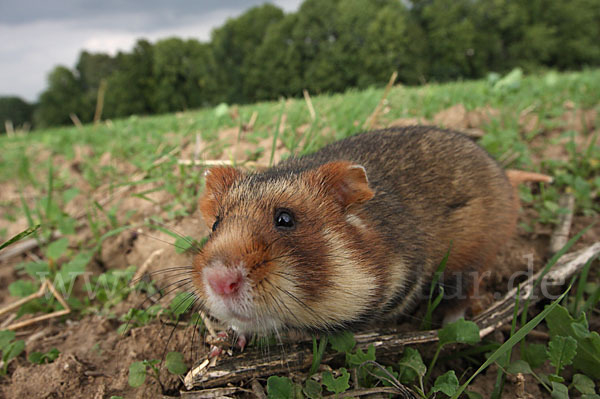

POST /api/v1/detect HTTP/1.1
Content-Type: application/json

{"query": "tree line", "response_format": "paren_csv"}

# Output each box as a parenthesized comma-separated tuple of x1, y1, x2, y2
(2, 0, 600, 131)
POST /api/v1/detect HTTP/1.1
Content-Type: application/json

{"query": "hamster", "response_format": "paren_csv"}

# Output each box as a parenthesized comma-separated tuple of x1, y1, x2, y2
(191, 126, 549, 335)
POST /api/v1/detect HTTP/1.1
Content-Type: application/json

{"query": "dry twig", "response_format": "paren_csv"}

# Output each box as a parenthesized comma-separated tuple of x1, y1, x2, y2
(363, 71, 398, 130)
(549, 194, 575, 254)
(0, 279, 72, 331)
(303, 89, 316, 121)
(131, 248, 165, 286)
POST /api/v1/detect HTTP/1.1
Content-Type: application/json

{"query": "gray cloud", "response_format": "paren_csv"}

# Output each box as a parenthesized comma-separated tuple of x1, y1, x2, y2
(0, 0, 302, 101)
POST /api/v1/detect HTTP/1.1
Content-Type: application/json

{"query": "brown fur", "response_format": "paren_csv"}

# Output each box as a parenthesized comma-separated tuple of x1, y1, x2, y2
(192, 126, 549, 334)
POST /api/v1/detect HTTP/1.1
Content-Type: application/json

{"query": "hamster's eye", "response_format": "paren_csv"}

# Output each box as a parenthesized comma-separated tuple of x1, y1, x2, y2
(211, 217, 220, 232)
(274, 209, 295, 230)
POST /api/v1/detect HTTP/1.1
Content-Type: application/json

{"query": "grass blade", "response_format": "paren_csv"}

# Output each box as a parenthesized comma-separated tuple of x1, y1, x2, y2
(0, 224, 41, 252)
(451, 286, 572, 399)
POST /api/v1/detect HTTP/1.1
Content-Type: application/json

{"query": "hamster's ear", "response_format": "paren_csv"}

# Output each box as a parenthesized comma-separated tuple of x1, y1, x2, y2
(199, 166, 243, 225)
(309, 161, 374, 208)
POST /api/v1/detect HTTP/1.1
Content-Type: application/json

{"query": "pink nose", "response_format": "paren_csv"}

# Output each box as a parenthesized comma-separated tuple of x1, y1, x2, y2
(206, 268, 243, 296)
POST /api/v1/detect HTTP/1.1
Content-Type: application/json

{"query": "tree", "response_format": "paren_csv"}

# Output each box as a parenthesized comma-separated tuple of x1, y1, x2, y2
(152, 38, 217, 113)
(363, 1, 427, 85)
(292, 0, 342, 93)
(244, 13, 304, 100)
(0, 96, 34, 133)
(544, 0, 600, 69)
(76, 51, 118, 121)
(211, 4, 284, 103)
(35, 66, 85, 128)
(412, 0, 480, 81)
(104, 39, 156, 118)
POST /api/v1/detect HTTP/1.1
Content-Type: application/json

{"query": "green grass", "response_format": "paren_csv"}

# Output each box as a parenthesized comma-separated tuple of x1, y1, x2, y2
(0, 68, 599, 396)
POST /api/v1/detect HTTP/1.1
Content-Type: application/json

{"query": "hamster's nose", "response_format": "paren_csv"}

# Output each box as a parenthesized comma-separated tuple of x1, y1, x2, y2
(206, 267, 243, 296)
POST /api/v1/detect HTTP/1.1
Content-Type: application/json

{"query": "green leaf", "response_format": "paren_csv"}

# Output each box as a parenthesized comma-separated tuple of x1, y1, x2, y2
(465, 391, 484, 399)
(371, 365, 399, 387)
(346, 344, 376, 367)
(45, 237, 69, 260)
(58, 216, 76, 235)
(329, 330, 355, 353)
(58, 251, 92, 285)
(322, 368, 350, 394)
(522, 343, 548, 369)
(0, 330, 16, 351)
(573, 374, 596, 395)
(28, 348, 60, 364)
(550, 382, 569, 399)
(0, 224, 40, 252)
(267, 375, 294, 399)
(303, 379, 323, 399)
(545, 304, 600, 379)
(548, 373, 565, 383)
(214, 103, 229, 118)
(398, 347, 427, 384)
(27, 352, 44, 364)
(506, 360, 533, 375)
(169, 292, 195, 318)
(24, 261, 50, 280)
(128, 361, 147, 388)
(165, 351, 187, 375)
(438, 318, 481, 346)
(174, 235, 196, 254)
(433, 370, 459, 397)
(62, 187, 79, 204)
(2, 339, 25, 363)
(310, 335, 328, 376)
(547, 335, 577, 373)
(8, 279, 37, 298)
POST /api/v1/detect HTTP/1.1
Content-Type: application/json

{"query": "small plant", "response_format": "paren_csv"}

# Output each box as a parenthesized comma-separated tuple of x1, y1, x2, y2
(28, 348, 60, 364)
(0, 330, 25, 375)
(128, 351, 188, 391)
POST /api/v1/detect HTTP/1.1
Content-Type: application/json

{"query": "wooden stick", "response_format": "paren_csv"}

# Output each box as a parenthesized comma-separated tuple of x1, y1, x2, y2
(303, 89, 316, 121)
(131, 248, 165, 286)
(5, 120, 14, 137)
(246, 111, 258, 131)
(251, 379, 267, 399)
(184, 242, 599, 390)
(179, 386, 246, 398)
(550, 194, 575, 254)
(0, 280, 48, 317)
(93, 79, 107, 124)
(363, 71, 398, 130)
(326, 386, 413, 398)
(5, 309, 71, 331)
(2, 279, 72, 331)
(70, 113, 83, 129)
(178, 159, 232, 166)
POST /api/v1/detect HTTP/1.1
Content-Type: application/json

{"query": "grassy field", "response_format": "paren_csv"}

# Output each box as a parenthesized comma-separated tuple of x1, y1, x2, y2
(0, 68, 598, 398)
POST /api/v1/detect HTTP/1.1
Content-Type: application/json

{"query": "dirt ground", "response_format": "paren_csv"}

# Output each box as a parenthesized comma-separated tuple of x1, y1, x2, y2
(0, 103, 598, 398)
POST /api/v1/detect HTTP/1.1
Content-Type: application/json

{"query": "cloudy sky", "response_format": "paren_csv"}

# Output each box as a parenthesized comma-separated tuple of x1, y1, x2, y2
(0, 0, 302, 102)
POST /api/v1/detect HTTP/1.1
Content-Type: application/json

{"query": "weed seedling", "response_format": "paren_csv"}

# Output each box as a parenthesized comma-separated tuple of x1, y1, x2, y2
(0, 330, 25, 375)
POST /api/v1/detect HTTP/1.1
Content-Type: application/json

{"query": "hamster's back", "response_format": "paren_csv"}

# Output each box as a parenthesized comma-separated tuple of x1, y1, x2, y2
(279, 127, 517, 317)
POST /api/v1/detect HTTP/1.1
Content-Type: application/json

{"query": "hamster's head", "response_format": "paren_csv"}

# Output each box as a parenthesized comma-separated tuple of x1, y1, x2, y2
(192, 161, 380, 335)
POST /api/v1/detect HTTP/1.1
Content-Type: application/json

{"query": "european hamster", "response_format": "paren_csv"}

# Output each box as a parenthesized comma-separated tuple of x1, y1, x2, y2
(191, 126, 548, 335)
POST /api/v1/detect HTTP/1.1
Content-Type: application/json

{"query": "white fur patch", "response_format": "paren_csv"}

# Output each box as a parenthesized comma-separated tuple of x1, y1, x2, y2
(345, 213, 368, 231)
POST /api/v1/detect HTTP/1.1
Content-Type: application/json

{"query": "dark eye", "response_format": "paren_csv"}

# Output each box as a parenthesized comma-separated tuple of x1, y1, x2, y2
(274, 209, 295, 230)
(211, 217, 220, 232)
